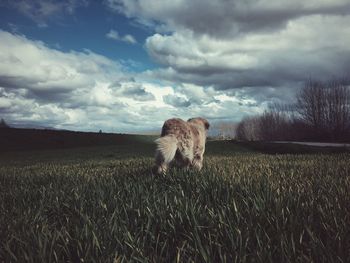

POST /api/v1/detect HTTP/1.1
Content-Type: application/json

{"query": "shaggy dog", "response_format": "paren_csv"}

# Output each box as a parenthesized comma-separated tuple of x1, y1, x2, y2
(153, 117, 210, 174)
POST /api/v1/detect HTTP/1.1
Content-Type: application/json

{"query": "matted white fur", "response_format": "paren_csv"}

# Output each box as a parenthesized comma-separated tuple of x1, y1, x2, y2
(155, 135, 178, 164)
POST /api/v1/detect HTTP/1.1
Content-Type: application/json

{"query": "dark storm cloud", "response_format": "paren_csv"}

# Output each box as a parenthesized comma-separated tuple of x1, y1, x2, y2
(107, 0, 350, 37)
(163, 94, 191, 107)
(110, 0, 350, 109)
(120, 85, 155, 101)
(160, 48, 349, 89)
(0, 75, 81, 104)
(142, 15, 350, 104)
(111, 83, 155, 101)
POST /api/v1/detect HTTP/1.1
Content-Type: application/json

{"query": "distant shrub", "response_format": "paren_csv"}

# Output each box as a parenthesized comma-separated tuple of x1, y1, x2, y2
(0, 118, 9, 128)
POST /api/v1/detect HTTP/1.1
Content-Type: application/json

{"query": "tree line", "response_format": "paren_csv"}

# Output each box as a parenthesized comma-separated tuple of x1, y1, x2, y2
(236, 79, 350, 142)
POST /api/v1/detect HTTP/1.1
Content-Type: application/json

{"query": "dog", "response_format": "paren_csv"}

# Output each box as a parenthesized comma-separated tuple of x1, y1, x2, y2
(153, 117, 210, 174)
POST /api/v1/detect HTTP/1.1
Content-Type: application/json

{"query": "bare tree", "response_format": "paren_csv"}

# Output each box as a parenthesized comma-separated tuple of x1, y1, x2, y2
(235, 120, 246, 141)
(235, 116, 261, 141)
(296, 79, 350, 141)
(296, 80, 326, 132)
(217, 122, 236, 139)
(325, 80, 350, 140)
(259, 110, 290, 141)
(236, 78, 350, 142)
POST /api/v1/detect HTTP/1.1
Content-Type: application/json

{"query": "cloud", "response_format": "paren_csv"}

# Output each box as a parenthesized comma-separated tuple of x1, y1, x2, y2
(159, 83, 264, 124)
(106, 29, 137, 44)
(110, 81, 155, 101)
(2, 30, 252, 132)
(177, 84, 219, 105)
(3, 0, 350, 132)
(147, 15, 350, 80)
(163, 94, 190, 107)
(0, 30, 162, 132)
(0, 30, 123, 102)
(2, 0, 88, 27)
(105, 0, 350, 110)
(107, 0, 350, 37)
(140, 13, 350, 109)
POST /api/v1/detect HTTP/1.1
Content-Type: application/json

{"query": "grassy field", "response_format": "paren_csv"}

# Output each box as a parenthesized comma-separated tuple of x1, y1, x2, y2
(0, 136, 349, 262)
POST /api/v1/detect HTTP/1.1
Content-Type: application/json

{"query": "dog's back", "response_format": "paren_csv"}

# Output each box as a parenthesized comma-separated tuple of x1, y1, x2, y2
(153, 117, 209, 174)
(161, 118, 190, 138)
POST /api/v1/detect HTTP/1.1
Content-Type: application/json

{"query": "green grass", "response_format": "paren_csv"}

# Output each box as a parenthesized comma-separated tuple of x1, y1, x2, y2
(0, 139, 349, 262)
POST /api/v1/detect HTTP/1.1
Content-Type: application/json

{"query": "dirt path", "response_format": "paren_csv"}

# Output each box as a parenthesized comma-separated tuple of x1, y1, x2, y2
(273, 141, 350, 147)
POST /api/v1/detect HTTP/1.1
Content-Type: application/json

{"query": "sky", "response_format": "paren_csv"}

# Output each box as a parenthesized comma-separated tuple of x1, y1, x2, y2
(0, 0, 349, 133)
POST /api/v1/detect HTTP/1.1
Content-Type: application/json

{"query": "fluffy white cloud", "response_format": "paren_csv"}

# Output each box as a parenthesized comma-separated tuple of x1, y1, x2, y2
(106, 29, 137, 44)
(0, 30, 162, 132)
(1, 30, 256, 132)
(0, 30, 124, 96)
(159, 83, 264, 122)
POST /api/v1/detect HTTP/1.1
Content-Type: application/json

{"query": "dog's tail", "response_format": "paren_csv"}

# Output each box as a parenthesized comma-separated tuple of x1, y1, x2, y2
(155, 135, 178, 164)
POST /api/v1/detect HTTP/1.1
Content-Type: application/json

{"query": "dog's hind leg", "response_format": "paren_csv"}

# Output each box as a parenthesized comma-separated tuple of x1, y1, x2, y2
(177, 146, 194, 170)
(153, 150, 169, 174)
(192, 147, 204, 171)
(153, 160, 166, 175)
(192, 155, 203, 171)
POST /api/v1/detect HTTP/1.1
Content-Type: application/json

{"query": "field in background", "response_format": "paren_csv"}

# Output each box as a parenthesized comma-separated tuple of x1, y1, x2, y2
(0, 128, 158, 152)
(0, 132, 349, 262)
